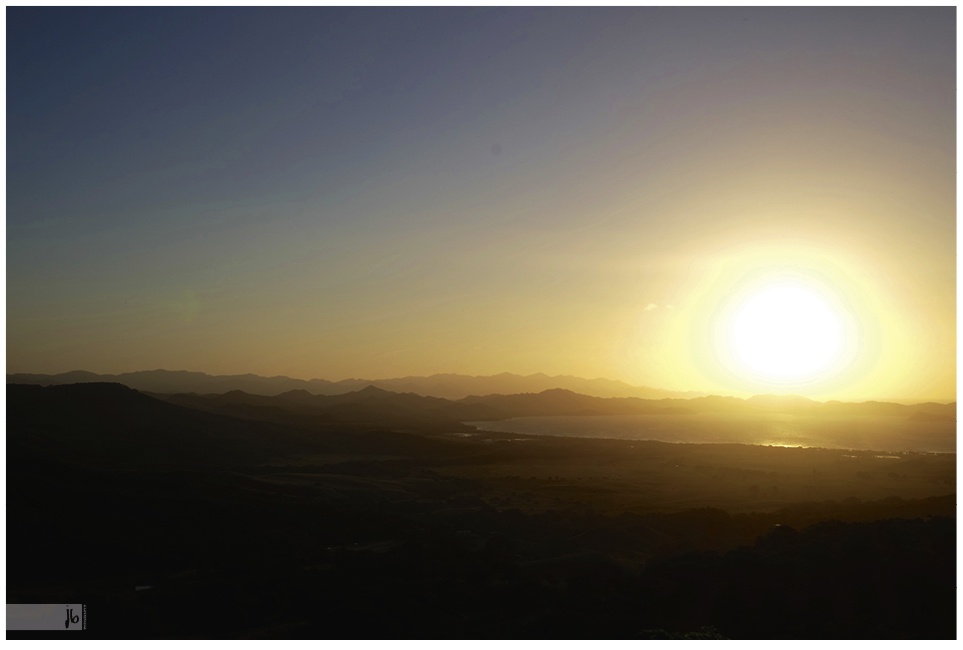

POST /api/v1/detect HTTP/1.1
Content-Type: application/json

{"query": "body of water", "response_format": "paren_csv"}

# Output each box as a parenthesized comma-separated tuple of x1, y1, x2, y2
(467, 413, 956, 453)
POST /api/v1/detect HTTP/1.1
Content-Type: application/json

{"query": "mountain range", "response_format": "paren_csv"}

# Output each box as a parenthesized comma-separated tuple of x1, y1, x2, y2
(147, 385, 956, 430)
(7, 382, 956, 640)
(7, 369, 956, 425)
(8, 382, 955, 471)
(6, 369, 708, 400)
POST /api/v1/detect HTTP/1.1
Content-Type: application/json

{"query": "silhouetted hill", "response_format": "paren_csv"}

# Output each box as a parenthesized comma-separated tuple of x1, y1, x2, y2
(157, 386, 693, 427)
(819, 400, 956, 419)
(668, 394, 749, 412)
(151, 384, 957, 429)
(6, 383, 331, 470)
(7, 369, 336, 396)
(157, 386, 486, 431)
(358, 372, 707, 400)
(458, 388, 688, 418)
(745, 394, 819, 410)
(7, 369, 707, 400)
(7, 383, 475, 470)
(907, 410, 955, 422)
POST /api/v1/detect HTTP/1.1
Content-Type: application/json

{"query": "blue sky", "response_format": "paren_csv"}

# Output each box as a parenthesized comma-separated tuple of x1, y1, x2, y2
(6, 7, 956, 399)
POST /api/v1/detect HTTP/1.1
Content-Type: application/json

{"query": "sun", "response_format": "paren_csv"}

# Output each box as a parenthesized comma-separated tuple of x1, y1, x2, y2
(729, 285, 843, 379)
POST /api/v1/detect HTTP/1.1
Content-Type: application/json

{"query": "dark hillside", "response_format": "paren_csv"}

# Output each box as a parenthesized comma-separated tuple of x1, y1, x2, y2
(6, 383, 955, 639)
(7, 383, 327, 469)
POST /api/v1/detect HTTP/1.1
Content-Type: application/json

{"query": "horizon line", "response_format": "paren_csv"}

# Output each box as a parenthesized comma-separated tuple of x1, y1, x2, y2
(6, 367, 956, 405)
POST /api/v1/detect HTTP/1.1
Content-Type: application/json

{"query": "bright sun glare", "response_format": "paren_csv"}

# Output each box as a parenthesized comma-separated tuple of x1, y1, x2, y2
(730, 285, 842, 379)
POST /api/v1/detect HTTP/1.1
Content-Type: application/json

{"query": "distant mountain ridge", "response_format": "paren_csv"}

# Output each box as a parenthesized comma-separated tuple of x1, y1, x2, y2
(6, 369, 708, 401)
(148, 384, 956, 427)
(7, 380, 954, 457)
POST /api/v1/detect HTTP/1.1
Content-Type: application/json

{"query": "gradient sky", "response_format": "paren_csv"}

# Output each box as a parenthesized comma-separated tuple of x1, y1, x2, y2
(6, 7, 956, 401)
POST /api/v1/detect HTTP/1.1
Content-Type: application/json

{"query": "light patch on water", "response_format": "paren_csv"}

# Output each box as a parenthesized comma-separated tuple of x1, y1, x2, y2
(467, 413, 956, 454)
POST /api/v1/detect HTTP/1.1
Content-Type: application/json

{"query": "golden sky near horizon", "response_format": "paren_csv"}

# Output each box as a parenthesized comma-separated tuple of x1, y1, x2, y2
(6, 8, 956, 401)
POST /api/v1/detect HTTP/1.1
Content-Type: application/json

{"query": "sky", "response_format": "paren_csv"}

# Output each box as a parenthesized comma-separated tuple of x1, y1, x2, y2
(6, 7, 957, 401)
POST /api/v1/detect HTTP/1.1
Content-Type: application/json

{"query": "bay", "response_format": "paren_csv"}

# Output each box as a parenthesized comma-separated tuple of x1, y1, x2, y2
(467, 412, 956, 454)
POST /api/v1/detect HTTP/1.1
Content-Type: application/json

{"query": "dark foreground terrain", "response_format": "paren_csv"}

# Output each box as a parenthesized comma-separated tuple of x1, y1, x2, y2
(7, 383, 956, 639)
